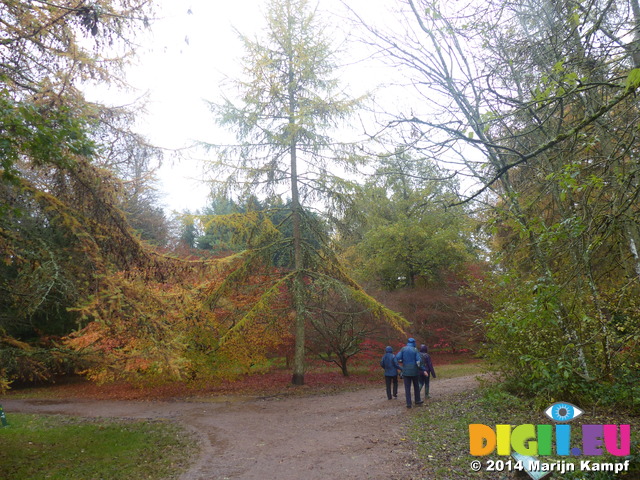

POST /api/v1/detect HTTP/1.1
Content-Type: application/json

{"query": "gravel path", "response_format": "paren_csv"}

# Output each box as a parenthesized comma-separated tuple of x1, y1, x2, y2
(2, 375, 483, 479)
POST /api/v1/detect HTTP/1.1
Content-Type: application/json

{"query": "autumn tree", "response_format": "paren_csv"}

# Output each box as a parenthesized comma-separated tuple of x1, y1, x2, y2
(204, 0, 406, 384)
(1, 0, 158, 308)
(0, 0, 162, 387)
(338, 151, 478, 289)
(305, 279, 381, 377)
(353, 0, 640, 406)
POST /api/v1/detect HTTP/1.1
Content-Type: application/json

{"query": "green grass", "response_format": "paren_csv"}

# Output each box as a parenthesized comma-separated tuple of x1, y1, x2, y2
(408, 387, 640, 479)
(305, 356, 487, 381)
(434, 361, 485, 379)
(0, 413, 197, 480)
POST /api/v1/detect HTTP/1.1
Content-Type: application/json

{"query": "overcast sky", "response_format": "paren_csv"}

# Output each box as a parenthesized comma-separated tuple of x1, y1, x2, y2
(124, 2, 264, 213)
(120, 0, 392, 214)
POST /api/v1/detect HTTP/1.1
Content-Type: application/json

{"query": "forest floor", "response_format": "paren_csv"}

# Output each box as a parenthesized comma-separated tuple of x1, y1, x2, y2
(2, 372, 484, 480)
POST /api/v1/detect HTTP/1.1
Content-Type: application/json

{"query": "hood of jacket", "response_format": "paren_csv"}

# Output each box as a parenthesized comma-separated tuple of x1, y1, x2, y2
(385, 346, 393, 353)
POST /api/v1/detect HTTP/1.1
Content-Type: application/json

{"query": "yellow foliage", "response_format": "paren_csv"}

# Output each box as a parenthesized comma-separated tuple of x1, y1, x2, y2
(1, 335, 34, 351)
(0, 371, 10, 394)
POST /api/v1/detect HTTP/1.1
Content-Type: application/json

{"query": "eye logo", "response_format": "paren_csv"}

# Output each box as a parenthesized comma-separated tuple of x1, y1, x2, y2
(544, 402, 583, 422)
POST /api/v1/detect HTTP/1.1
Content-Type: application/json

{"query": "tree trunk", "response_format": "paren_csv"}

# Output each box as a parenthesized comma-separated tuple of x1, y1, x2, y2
(289, 40, 306, 385)
(291, 143, 306, 385)
(339, 357, 349, 377)
(627, 228, 640, 281)
(631, 0, 640, 68)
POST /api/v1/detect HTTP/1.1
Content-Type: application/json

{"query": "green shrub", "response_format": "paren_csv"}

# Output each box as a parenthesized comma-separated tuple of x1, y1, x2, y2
(478, 278, 640, 412)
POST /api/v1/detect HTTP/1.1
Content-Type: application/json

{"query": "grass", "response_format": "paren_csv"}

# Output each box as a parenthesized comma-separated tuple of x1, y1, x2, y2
(408, 387, 640, 479)
(433, 360, 485, 379)
(0, 413, 197, 480)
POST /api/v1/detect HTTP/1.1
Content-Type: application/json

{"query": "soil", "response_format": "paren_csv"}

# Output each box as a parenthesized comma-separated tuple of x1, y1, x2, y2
(2, 375, 482, 480)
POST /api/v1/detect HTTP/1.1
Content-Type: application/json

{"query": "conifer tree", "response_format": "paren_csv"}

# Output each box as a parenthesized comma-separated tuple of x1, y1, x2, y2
(0, 0, 166, 387)
(205, 0, 406, 384)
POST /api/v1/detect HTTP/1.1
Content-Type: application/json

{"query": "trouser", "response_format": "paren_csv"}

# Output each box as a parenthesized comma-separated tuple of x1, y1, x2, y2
(419, 373, 431, 397)
(384, 375, 398, 399)
(403, 375, 421, 407)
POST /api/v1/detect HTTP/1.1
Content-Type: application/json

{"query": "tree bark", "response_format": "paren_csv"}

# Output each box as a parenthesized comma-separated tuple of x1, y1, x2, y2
(289, 33, 306, 385)
(631, 0, 640, 67)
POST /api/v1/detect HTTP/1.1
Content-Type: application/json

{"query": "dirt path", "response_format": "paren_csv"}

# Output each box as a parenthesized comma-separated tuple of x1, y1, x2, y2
(2, 375, 482, 479)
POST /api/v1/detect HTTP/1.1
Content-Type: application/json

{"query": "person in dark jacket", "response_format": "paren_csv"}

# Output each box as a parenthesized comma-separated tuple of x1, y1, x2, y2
(419, 344, 437, 398)
(380, 346, 400, 399)
(395, 337, 423, 408)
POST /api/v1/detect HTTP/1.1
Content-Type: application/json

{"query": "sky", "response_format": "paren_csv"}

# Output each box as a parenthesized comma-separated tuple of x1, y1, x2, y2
(124, 2, 265, 213)
(119, 0, 392, 214)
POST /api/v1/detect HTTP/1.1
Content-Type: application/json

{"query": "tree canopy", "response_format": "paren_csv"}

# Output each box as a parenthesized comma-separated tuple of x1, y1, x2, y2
(353, 0, 640, 408)
(338, 151, 478, 289)
(2, 0, 637, 413)
(203, 0, 406, 385)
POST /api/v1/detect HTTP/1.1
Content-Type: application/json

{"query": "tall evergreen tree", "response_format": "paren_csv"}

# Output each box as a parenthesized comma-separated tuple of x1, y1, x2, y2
(205, 0, 405, 384)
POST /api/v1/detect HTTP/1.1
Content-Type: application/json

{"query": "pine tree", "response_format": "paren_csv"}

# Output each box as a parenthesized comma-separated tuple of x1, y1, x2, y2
(205, 0, 405, 385)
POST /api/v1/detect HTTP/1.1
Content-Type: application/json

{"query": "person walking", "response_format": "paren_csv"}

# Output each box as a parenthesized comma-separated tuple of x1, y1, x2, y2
(380, 346, 400, 400)
(419, 344, 436, 398)
(395, 338, 423, 408)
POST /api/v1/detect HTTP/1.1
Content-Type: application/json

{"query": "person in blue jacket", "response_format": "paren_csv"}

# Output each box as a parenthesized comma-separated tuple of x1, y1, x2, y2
(418, 344, 437, 398)
(395, 337, 423, 408)
(380, 346, 400, 399)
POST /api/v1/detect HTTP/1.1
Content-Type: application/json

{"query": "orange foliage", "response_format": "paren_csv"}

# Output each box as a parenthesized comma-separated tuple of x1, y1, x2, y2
(5, 352, 478, 400)
(368, 268, 488, 353)
(65, 252, 296, 384)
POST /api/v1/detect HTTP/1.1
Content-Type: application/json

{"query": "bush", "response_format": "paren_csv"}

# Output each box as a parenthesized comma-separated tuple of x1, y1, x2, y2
(478, 277, 640, 413)
(0, 339, 90, 391)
